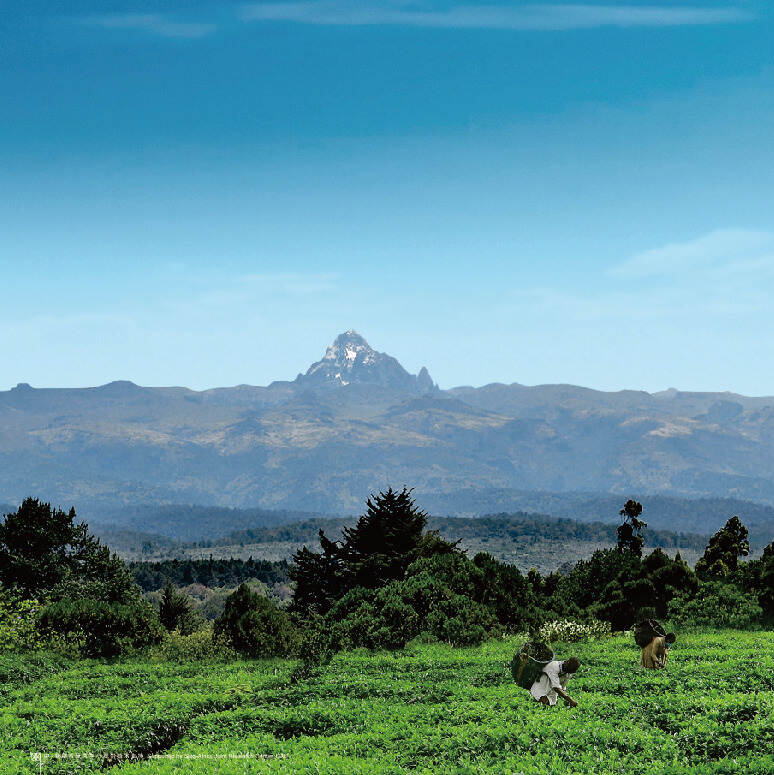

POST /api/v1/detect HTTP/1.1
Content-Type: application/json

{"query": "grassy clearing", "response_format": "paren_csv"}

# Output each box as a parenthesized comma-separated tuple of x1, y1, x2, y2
(3, 630, 773, 774)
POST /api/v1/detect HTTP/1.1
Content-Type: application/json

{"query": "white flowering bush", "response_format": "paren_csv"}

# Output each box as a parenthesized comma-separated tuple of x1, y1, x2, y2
(537, 618, 611, 643)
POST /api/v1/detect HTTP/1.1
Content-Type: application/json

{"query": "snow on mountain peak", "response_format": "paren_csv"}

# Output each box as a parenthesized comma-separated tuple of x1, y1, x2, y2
(298, 331, 436, 393)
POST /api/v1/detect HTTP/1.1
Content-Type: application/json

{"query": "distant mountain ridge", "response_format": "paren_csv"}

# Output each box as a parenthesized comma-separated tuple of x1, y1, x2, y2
(3, 330, 774, 532)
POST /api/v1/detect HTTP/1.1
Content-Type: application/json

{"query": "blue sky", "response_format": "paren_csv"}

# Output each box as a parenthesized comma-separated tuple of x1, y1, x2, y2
(2, 1, 774, 393)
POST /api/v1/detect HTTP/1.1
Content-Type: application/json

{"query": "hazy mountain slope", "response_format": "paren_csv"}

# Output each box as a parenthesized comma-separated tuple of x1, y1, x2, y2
(417, 490, 774, 546)
(3, 331, 774, 520)
(91, 503, 325, 542)
(81, 495, 773, 557)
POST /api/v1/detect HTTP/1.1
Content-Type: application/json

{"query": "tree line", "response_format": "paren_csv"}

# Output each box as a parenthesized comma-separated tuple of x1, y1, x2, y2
(0, 492, 773, 662)
(205, 513, 707, 551)
(129, 557, 289, 592)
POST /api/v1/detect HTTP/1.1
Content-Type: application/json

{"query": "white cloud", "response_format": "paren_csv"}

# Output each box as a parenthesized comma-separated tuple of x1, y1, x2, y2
(239, 2, 751, 30)
(187, 272, 339, 309)
(499, 229, 774, 338)
(612, 229, 774, 278)
(82, 4, 752, 41)
(86, 14, 216, 39)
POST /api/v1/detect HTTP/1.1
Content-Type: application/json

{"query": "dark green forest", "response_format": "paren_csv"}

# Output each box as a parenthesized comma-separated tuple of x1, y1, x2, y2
(129, 557, 290, 592)
(201, 513, 707, 551)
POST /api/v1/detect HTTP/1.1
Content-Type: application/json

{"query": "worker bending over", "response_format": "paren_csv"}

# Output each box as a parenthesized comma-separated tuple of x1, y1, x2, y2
(530, 657, 580, 707)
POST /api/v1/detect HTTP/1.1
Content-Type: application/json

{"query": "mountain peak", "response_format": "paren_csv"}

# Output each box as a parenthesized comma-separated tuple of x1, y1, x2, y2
(322, 330, 374, 367)
(298, 331, 436, 393)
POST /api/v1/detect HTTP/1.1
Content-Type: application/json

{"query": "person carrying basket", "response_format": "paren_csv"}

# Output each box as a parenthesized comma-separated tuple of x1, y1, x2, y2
(529, 657, 581, 707)
(511, 644, 580, 707)
(634, 619, 676, 669)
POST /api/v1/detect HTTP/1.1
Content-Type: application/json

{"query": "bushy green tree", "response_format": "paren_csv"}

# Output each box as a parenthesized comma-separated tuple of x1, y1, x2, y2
(641, 548, 698, 617)
(617, 500, 647, 557)
(1, 498, 164, 656)
(548, 546, 696, 630)
(214, 583, 298, 657)
(0, 498, 136, 604)
(290, 488, 446, 618)
(553, 548, 641, 615)
(326, 553, 498, 651)
(734, 541, 774, 620)
(289, 533, 347, 617)
(325, 587, 381, 648)
(473, 552, 539, 631)
(406, 552, 483, 599)
(591, 575, 658, 631)
(341, 487, 428, 588)
(328, 578, 497, 651)
(159, 583, 200, 635)
(668, 581, 762, 628)
(38, 598, 163, 657)
(0, 498, 91, 597)
(424, 593, 496, 646)
(695, 516, 749, 579)
(757, 542, 774, 617)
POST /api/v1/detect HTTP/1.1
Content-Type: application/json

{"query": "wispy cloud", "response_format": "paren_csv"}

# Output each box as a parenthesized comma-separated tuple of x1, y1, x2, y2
(501, 228, 774, 332)
(82, 3, 751, 39)
(191, 272, 339, 309)
(239, 2, 751, 30)
(86, 13, 216, 39)
(612, 229, 774, 278)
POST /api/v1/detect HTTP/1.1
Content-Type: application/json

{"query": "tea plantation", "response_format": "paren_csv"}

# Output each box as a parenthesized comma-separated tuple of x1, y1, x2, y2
(3, 630, 773, 775)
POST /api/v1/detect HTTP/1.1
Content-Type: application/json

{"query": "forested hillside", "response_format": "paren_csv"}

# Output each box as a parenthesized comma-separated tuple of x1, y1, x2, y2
(101, 511, 710, 573)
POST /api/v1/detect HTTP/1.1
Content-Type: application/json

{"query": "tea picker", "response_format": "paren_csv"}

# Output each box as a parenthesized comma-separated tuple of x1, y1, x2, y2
(511, 642, 581, 707)
(634, 619, 676, 669)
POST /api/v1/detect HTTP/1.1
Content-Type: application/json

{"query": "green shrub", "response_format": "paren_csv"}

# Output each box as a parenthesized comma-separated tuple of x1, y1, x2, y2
(155, 627, 236, 662)
(367, 593, 420, 650)
(38, 598, 164, 657)
(214, 583, 299, 657)
(399, 571, 498, 646)
(0, 589, 42, 651)
(668, 581, 763, 628)
(405, 553, 484, 598)
(473, 552, 539, 632)
(290, 613, 335, 681)
(158, 583, 205, 635)
(329, 572, 498, 651)
(0, 498, 139, 604)
(425, 599, 493, 646)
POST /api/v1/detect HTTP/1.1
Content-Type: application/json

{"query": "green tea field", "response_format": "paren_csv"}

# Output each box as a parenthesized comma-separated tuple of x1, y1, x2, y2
(3, 631, 773, 775)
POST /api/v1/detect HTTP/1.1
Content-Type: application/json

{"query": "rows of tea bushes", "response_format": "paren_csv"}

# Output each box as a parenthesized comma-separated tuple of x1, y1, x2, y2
(1, 631, 772, 774)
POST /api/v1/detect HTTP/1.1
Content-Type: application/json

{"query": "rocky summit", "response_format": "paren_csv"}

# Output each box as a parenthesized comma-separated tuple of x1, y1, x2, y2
(296, 330, 437, 393)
